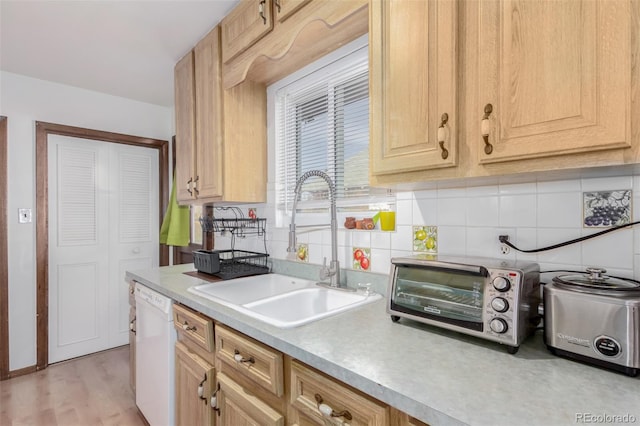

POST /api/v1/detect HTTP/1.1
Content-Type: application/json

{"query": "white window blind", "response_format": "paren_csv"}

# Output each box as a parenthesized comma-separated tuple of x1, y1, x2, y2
(275, 44, 383, 215)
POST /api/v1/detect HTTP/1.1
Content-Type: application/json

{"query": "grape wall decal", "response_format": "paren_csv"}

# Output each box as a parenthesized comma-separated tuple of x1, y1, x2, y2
(582, 190, 632, 228)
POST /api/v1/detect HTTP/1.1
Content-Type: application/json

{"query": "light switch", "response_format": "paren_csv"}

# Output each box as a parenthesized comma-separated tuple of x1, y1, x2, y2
(18, 208, 32, 224)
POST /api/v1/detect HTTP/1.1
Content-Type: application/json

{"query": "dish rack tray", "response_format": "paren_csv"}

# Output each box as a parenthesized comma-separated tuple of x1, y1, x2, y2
(194, 249, 269, 280)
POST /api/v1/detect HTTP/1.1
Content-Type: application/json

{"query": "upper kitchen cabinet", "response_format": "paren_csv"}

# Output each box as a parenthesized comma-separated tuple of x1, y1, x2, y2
(370, 0, 458, 181)
(174, 51, 197, 202)
(174, 26, 267, 204)
(221, 0, 368, 89)
(476, 0, 632, 164)
(275, 0, 312, 23)
(221, 0, 312, 65)
(220, 0, 275, 64)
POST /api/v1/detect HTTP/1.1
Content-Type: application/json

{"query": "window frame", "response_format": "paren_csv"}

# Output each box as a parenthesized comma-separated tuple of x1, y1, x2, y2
(268, 35, 391, 229)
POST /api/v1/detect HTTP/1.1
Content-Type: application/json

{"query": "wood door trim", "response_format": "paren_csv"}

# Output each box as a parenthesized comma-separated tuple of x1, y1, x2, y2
(0, 117, 8, 380)
(35, 121, 169, 371)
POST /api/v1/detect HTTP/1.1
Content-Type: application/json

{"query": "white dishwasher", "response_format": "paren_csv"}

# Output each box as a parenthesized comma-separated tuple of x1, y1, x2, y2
(135, 282, 176, 426)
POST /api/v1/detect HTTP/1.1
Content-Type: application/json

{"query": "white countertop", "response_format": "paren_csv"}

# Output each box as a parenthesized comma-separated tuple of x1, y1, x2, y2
(125, 264, 640, 426)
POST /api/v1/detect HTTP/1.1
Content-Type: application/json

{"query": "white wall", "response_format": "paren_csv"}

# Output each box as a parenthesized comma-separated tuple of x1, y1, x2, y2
(0, 71, 173, 370)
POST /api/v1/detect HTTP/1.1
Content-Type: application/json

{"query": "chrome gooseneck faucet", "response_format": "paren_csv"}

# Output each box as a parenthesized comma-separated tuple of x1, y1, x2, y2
(287, 170, 342, 288)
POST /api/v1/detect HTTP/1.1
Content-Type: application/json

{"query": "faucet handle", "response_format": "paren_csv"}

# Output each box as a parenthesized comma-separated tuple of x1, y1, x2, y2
(357, 283, 373, 296)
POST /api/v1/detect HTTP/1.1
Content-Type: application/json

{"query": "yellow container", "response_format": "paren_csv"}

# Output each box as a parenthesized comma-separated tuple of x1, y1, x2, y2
(379, 211, 396, 231)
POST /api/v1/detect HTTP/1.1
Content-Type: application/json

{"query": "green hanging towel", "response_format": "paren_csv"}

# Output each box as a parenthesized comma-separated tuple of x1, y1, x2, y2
(160, 174, 190, 246)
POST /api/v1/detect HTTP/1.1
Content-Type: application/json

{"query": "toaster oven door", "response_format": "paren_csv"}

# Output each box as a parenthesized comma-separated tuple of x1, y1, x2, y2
(390, 264, 487, 331)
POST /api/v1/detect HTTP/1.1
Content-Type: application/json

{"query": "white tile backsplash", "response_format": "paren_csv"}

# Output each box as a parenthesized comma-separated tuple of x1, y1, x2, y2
(537, 192, 582, 228)
(536, 228, 583, 266)
(437, 226, 466, 255)
(466, 196, 499, 227)
(536, 179, 581, 193)
(263, 172, 640, 280)
(395, 199, 413, 225)
(582, 228, 633, 269)
(582, 176, 633, 192)
(499, 194, 537, 227)
(413, 197, 438, 225)
(437, 198, 466, 226)
(498, 182, 537, 194)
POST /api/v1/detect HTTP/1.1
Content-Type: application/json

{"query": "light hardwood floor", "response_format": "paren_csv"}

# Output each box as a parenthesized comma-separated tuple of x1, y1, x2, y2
(0, 345, 146, 426)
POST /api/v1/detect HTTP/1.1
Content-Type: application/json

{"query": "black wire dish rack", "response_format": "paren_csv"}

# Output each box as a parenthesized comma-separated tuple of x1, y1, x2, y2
(195, 207, 269, 280)
(193, 249, 269, 280)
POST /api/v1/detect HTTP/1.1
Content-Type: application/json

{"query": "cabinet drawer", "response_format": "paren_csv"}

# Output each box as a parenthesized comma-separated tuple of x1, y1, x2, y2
(290, 360, 388, 426)
(215, 324, 284, 397)
(173, 304, 214, 352)
(217, 373, 284, 425)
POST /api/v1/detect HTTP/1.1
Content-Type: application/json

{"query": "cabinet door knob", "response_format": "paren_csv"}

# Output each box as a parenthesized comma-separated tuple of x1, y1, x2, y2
(481, 103, 494, 155)
(233, 349, 255, 364)
(193, 175, 199, 195)
(198, 373, 207, 401)
(314, 393, 353, 421)
(274, 0, 281, 13)
(258, 0, 267, 24)
(438, 112, 450, 160)
(182, 321, 196, 332)
(186, 177, 193, 195)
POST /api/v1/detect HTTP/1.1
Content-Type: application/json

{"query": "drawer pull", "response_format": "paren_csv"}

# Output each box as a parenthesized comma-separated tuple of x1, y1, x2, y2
(258, 0, 267, 24)
(186, 177, 193, 195)
(481, 103, 494, 155)
(129, 317, 136, 334)
(438, 112, 450, 160)
(211, 384, 220, 414)
(198, 373, 208, 401)
(182, 321, 197, 332)
(233, 349, 255, 364)
(314, 394, 353, 421)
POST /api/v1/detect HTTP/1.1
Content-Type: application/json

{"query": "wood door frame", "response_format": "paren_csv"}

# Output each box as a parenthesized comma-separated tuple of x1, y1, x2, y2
(35, 121, 169, 371)
(0, 117, 8, 380)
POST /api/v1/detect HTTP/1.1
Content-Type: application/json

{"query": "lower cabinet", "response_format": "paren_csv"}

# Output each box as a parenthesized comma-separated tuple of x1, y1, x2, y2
(175, 341, 216, 426)
(171, 305, 429, 426)
(214, 323, 286, 425)
(173, 304, 217, 425)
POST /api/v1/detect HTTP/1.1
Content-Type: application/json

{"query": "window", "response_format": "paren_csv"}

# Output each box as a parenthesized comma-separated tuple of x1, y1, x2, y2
(271, 36, 391, 226)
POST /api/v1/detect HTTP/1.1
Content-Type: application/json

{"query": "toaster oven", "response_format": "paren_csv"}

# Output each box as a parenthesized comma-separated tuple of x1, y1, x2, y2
(387, 255, 541, 353)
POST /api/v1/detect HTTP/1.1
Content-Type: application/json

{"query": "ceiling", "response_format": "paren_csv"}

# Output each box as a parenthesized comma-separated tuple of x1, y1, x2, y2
(0, 0, 239, 107)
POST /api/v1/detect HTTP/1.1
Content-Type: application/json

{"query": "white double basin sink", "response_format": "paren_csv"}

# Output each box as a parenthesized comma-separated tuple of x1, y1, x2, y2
(188, 273, 381, 328)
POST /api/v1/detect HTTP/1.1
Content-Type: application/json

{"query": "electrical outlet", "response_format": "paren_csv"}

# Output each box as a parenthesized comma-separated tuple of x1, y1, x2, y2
(18, 208, 32, 224)
(500, 244, 510, 255)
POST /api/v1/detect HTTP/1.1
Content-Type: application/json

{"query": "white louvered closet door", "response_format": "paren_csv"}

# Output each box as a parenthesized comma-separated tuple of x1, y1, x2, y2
(48, 135, 158, 363)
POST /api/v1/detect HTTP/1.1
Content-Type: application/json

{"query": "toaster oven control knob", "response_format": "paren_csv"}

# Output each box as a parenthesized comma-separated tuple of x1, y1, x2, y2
(492, 276, 511, 292)
(490, 297, 509, 313)
(489, 318, 508, 334)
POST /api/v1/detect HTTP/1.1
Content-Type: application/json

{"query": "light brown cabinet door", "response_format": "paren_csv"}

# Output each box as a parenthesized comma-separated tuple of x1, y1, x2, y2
(477, 0, 631, 163)
(174, 51, 197, 202)
(175, 341, 216, 426)
(194, 27, 224, 200)
(370, 0, 458, 175)
(221, 0, 274, 64)
(274, 0, 311, 22)
(216, 373, 284, 426)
